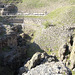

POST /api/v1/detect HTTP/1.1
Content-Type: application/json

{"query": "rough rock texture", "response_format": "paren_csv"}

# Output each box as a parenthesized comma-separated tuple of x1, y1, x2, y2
(1, 4, 17, 15)
(3, 46, 26, 69)
(58, 43, 70, 61)
(0, 23, 27, 75)
(0, 24, 5, 35)
(58, 35, 75, 69)
(11, 25, 22, 33)
(0, 32, 17, 52)
(22, 62, 72, 75)
(19, 52, 58, 75)
(0, 24, 23, 52)
(24, 52, 58, 69)
(24, 52, 42, 70)
(70, 37, 75, 69)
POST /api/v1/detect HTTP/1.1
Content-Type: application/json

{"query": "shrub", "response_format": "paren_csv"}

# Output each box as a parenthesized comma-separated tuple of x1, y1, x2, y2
(43, 21, 51, 28)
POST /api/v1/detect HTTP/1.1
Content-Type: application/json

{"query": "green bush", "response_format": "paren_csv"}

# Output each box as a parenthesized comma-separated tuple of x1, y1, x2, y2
(43, 21, 51, 28)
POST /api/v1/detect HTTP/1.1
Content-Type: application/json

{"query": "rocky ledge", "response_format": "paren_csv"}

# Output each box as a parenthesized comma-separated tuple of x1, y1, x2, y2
(18, 52, 72, 75)
(22, 62, 72, 75)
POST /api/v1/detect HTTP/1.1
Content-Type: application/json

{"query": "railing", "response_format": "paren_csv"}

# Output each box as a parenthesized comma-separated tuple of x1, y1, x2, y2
(1, 12, 47, 16)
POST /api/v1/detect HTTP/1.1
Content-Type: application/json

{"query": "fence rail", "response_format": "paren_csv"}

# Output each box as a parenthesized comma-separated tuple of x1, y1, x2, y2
(1, 12, 47, 16)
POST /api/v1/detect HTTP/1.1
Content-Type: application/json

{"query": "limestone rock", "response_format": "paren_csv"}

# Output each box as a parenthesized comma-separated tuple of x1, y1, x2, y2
(58, 43, 70, 61)
(70, 37, 75, 69)
(19, 52, 58, 75)
(22, 62, 72, 75)
(25, 52, 41, 70)
(25, 52, 58, 70)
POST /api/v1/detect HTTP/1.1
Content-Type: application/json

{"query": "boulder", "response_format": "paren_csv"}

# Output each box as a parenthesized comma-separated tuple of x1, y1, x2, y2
(24, 52, 41, 70)
(4, 4, 18, 14)
(19, 52, 58, 75)
(22, 62, 72, 75)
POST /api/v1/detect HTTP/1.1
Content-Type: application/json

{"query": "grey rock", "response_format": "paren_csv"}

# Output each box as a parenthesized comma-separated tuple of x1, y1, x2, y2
(58, 43, 70, 61)
(22, 62, 72, 75)
(19, 52, 58, 75)
(70, 37, 75, 69)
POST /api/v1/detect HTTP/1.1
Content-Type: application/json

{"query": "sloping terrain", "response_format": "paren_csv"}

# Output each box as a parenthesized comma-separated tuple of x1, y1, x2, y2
(26, 5, 75, 52)
(17, 0, 75, 13)
(0, 0, 75, 75)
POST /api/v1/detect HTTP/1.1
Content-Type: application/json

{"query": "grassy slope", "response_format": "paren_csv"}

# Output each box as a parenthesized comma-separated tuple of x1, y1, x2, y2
(44, 5, 75, 27)
(0, 0, 22, 3)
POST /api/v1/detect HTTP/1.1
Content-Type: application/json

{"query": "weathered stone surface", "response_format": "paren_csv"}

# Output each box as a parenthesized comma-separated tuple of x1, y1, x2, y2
(0, 23, 27, 74)
(19, 66, 28, 75)
(70, 37, 75, 69)
(19, 52, 58, 75)
(1, 4, 18, 15)
(58, 43, 70, 61)
(3, 45, 26, 69)
(11, 25, 22, 33)
(24, 52, 41, 70)
(22, 62, 72, 75)
(0, 32, 17, 51)
(25, 52, 58, 70)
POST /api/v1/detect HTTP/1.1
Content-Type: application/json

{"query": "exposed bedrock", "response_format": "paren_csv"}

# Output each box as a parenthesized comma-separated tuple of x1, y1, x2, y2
(18, 52, 72, 75)
(58, 34, 75, 70)
(0, 24, 27, 75)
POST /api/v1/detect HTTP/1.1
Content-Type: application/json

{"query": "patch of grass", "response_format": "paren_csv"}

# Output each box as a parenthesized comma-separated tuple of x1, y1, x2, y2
(44, 5, 75, 26)
(0, 0, 22, 3)
(22, 0, 46, 8)
(46, 48, 52, 55)
(15, 15, 42, 19)
(69, 0, 75, 4)
(72, 70, 75, 75)
(43, 21, 51, 28)
(44, 6, 70, 20)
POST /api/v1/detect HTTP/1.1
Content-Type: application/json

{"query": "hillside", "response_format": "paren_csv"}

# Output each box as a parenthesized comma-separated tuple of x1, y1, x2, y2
(0, 0, 75, 75)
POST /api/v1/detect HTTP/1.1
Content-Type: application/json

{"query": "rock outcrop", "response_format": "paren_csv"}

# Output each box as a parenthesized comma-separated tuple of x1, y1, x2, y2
(58, 43, 70, 61)
(3, 46, 26, 69)
(58, 35, 75, 70)
(0, 24, 17, 52)
(0, 4, 18, 15)
(0, 23, 27, 75)
(22, 62, 72, 75)
(70, 37, 75, 69)
(19, 52, 58, 75)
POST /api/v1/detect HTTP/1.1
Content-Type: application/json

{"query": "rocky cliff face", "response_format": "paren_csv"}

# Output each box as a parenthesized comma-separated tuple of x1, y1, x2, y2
(22, 62, 72, 75)
(58, 34, 75, 70)
(70, 36, 75, 69)
(0, 23, 27, 75)
(18, 52, 72, 75)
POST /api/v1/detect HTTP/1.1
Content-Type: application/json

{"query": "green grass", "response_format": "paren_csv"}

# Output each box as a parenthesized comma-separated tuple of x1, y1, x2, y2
(22, 0, 46, 8)
(69, 0, 75, 4)
(43, 21, 51, 28)
(43, 5, 75, 27)
(0, 0, 22, 3)
(72, 71, 75, 75)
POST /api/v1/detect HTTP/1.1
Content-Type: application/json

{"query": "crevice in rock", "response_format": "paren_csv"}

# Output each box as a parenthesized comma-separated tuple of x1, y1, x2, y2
(63, 44, 70, 59)
(70, 36, 73, 46)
